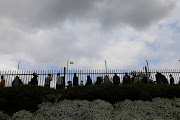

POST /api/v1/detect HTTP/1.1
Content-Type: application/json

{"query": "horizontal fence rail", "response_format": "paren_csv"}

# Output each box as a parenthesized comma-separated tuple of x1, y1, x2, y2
(0, 69, 180, 88)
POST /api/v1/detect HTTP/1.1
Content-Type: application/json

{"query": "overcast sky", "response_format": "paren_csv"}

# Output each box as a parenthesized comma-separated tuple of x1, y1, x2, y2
(0, 0, 180, 70)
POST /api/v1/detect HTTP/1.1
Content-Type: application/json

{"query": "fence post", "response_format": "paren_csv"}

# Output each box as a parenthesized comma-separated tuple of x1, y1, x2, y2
(145, 66, 148, 83)
(63, 67, 66, 88)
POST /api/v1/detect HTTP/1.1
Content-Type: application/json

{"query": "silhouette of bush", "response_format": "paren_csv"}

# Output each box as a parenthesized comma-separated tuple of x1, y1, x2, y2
(1, 84, 180, 115)
(0, 85, 59, 114)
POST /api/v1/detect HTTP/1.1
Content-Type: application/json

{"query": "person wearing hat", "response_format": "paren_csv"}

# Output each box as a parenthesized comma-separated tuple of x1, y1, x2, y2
(0, 75, 5, 87)
(30, 73, 38, 85)
(169, 74, 174, 84)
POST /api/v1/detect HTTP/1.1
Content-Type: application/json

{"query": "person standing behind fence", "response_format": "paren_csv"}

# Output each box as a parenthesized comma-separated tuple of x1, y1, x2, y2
(73, 73, 79, 86)
(155, 72, 161, 84)
(132, 73, 139, 84)
(12, 76, 23, 86)
(56, 73, 63, 89)
(169, 74, 174, 84)
(104, 75, 112, 84)
(162, 74, 169, 84)
(123, 73, 131, 84)
(96, 77, 103, 84)
(67, 81, 72, 89)
(113, 74, 120, 85)
(0, 75, 5, 87)
(45, 74, 52, 88)
(30, 73, 38, 85)
(86, 75, 92, 86)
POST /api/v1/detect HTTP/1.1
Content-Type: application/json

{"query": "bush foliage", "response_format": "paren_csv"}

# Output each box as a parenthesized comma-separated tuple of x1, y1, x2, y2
(1, 84, 180, 114)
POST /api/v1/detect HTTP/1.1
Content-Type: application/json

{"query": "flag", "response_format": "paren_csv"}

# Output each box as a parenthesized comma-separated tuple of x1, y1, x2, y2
(70, 62, 74, 64)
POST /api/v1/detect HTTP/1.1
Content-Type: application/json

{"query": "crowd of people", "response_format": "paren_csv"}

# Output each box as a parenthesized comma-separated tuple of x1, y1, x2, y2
(0, 72, 177, 88)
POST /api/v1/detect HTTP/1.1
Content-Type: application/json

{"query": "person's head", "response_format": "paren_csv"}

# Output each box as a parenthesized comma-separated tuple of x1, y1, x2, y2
(15, 76, 19, 79)
(87, 75, 90, 79)
(74, 73, 76, 76)
(114, 73, 117, 76)
(169, 74, 172, 77)
(125, 72, 128, 75)
(57, 73, 60, 76)
(1, 75, 4, 79)
(33, 73, 38, 77)
(156, 72, 160, 74)
(68, 81, 72, 84)
(133, 73, 136, 76)
(48, 74, 51, 76)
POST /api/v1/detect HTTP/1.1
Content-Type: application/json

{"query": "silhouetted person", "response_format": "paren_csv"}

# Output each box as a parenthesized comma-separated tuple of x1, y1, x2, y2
(73, 73, 78, 86)
(67, 81, 72, 89)
(141, 76, 148, 84)
(96, 76, 103, 84)
(155, 72, 168, 84)
(155, 72, 161, 84)
(104, 75, 112, 84)
(0, 75, 5, 88)
(45, 74, 52, 87)
(123, 73, 131, 84)
(86, 75, 92, 86)
(169, 74, 174, 84)
(113, 74, 120, 85)
(56, 73, 64, 89)
(30, 73, 38, 85)
(162, 74, 168, 84)
(12, 76, 23, 86)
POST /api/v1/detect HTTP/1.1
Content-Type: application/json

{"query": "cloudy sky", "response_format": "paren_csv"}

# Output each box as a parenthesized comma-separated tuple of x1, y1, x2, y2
(0, 0, 180, 70)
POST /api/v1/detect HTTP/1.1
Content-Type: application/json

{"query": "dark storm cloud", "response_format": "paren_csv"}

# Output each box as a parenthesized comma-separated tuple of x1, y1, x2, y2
(0, 0, 176, 29)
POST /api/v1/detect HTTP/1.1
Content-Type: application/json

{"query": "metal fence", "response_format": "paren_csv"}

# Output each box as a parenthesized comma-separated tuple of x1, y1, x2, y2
(1, 68, 180, 88)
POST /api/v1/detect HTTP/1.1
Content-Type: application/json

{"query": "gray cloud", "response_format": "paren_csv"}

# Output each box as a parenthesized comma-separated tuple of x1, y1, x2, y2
(0, 0, 176, 30)
(0, 0, 179, 70)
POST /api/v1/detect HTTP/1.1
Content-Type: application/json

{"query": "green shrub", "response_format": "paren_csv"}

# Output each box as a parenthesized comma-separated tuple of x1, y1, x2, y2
(0, 85, 59, 114)
(1, 84, 180, 115)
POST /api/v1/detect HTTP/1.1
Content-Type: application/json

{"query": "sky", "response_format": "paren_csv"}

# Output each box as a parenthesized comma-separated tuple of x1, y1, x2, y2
(0, 0, 180, 71)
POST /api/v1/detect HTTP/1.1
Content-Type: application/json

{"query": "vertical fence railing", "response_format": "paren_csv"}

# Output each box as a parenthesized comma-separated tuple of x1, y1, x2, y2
(1, 69, 180, 88)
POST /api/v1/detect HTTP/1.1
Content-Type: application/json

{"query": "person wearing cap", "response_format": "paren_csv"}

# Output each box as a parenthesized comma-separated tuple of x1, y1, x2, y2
(30, 73, 38, 85)
(45, 74, 52, 88)
(0, 75, 5, 87)
(169, 74, 174, 84)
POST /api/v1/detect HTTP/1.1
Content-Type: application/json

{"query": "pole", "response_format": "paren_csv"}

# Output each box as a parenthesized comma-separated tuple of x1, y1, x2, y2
(67, 60, 69, 72)
(64, 67, 66, 89)
(146, 60, 149, 72)
(105, 60, 107, 74)
(18, 60, 21, 70)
